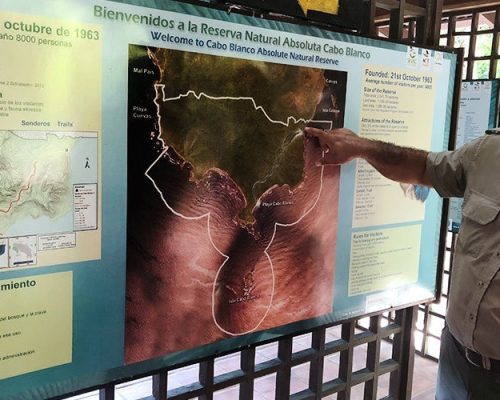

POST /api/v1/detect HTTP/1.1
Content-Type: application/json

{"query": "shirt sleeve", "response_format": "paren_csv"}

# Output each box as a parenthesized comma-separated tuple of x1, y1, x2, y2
(424, 138, 483, 198)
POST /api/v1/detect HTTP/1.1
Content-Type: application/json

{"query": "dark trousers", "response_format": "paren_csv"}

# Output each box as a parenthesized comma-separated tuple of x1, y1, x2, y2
(436, 326, 500, 399)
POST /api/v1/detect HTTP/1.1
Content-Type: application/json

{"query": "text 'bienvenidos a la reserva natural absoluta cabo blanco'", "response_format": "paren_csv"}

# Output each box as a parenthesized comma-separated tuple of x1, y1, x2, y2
(93, 4, 372, 63)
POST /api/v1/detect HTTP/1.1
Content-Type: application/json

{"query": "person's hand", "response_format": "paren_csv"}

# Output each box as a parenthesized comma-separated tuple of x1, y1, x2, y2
(305, 127, 362, 165)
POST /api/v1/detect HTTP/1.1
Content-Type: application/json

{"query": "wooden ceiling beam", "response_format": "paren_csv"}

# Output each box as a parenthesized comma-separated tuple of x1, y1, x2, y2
(376, 0, 426, 16)
(376, 0, 500, 24)
(443, 1, 500, 13)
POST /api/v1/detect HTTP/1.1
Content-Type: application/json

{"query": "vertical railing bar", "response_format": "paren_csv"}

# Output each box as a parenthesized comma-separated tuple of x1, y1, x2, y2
(389, 306, 418, 400)
(199, 359, 215, 400)
(364, 315, 381, 400)
(240, 346, 256, 400)
(429, 0, 444, 46)
(276, 336, 293, 399)
(99, 384, 115, 400)
(153, 371, 168, 400)
(467, 12, 479, 79)
(389, 309, 404, 398)
(489, 8, 500, 78)
(308, 327, 326, 399)
(389, 0, 406, 41)
(421, 304, 431, 357)
(338, 321, 355, 400)
(361, 0, 377, 37)
(447, 15, 456, 47)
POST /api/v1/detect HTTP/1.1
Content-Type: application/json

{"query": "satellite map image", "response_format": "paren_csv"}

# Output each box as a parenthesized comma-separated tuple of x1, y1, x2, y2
(125, 45, 347, 363)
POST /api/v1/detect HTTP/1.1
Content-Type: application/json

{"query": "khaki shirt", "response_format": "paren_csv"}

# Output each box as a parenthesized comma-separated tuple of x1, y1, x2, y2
(426, 134, 500, 359)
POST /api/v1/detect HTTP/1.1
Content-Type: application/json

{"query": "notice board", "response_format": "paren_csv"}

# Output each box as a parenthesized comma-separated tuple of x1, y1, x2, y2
(448, 79, 499, 232)
(0, 0, 457, 398)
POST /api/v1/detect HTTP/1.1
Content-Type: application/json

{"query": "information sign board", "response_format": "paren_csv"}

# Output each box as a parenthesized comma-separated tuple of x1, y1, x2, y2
(0, 1, 457, 398)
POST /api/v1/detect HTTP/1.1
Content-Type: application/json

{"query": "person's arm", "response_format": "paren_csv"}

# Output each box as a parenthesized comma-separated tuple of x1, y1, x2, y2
(305, 127, 432, 186)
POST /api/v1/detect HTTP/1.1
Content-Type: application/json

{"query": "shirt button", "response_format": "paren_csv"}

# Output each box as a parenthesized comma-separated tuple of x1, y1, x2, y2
(469, 314, 475, 321)
(478, 281, 485, 287)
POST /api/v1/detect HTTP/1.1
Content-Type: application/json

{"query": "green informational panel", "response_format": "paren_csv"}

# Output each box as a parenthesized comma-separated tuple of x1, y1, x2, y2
(0, 1, 456, 398)
(448, 79, 499, 232)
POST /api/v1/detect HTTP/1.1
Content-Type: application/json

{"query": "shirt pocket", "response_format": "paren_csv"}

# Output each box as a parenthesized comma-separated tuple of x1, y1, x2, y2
(458, 191, 500, 258)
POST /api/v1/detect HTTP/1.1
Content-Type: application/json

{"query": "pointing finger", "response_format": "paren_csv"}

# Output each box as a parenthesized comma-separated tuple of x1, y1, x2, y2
(304, 127, 326, 138)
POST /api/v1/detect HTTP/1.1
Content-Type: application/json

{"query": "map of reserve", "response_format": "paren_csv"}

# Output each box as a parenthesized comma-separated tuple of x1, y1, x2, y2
(0, 130, 98, 270)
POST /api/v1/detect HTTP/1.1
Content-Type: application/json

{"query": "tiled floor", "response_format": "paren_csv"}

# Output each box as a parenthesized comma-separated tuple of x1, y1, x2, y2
(69, 329, 439, 400)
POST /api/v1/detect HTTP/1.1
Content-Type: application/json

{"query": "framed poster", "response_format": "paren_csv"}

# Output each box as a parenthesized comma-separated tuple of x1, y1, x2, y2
(0, 0, 458, 398)
(448, 79, 499, 232)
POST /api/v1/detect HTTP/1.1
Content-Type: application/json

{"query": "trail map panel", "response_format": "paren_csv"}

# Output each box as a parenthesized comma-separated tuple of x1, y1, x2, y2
(0, 131, 97, 236)
(0, 131, 98, 271)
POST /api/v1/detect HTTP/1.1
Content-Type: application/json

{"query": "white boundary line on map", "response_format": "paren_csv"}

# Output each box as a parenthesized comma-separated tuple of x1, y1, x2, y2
(145, 84, 332, 336)
(156, 84, 333, 129)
